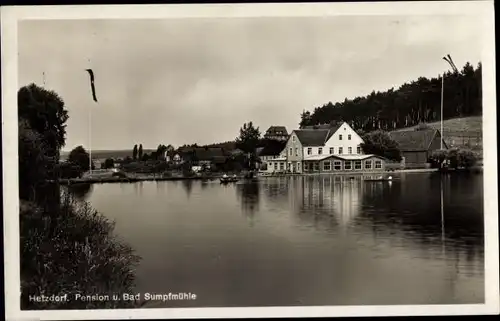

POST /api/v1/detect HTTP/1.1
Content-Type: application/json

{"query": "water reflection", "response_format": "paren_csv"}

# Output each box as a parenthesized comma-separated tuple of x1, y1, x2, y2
(182, 179, 193, 198)
(235, 181, 260, 222)
(86, 173, 484, 306)
(66, 183, 93, 201)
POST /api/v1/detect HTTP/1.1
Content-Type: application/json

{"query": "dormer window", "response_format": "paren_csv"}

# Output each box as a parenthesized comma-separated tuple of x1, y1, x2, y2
(318, 148, 323, 155)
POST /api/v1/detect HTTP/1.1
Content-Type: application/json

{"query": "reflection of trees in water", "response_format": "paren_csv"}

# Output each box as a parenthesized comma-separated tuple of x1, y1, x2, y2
(182, 179, 193, 198)
(66, 183, 93, 201)
(236, 182, 260, 219)
(360, 173, 484, 261)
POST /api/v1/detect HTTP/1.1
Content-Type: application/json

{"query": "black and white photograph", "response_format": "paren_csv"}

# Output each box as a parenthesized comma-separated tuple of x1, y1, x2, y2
(2, 1, 498, 320)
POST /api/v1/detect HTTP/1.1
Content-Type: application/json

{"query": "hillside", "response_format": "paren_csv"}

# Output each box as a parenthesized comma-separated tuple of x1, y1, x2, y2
(300, 61, 482, 133)
(391, 116, 482, 152)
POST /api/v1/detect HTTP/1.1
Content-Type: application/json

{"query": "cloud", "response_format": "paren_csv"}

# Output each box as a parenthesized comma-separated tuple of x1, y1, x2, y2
(18, 15, 483, 150)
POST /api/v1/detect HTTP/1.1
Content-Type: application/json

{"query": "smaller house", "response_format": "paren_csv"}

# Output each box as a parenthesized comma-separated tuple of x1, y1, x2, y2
(264, 126, 289, 141)
(389, 128, 447, 169)
(256, 140, 287, 172)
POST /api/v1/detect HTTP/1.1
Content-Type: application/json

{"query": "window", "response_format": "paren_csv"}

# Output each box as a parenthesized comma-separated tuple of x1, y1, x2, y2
(268, 162, 272, 169)
(323, 161, 331, 171)
(318, 147, 323, 155)
(354, 161, 362, 170)
(348, 134, 351, 140)
(307, 147, 312, 155)
(289, 148, 293, 156)
(339, 147, 343, 154)
(292, 136, 295, 142)
(357, 146, 361, 154)
(280, 162, 284, 170)
(375, 160, 382, 169)
(297, 162, 301, 171)
(329, 147, 334, 154)
(339, 134, 343, 140)
(295, 148, 298, 156)
(365, 160, 372, 170)
(348, 147, 352, 154)
(304, 162, 309, 171)
(288, 162, 291, 170)
(274, 163, 278, 170)
(313, 162, 319, 171)
(333, 161, 342, 170)
(344, 161, 352, 170)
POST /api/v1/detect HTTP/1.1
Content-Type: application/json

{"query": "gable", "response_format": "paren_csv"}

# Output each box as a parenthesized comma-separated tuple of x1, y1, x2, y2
(325, 122, 363, 144)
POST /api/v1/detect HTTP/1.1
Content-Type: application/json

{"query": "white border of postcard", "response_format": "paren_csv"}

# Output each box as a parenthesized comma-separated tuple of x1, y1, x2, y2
(2, 1, 499, 320)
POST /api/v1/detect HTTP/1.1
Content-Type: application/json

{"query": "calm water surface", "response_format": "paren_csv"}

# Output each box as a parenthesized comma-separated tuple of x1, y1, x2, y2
(82, 172, 484, 307)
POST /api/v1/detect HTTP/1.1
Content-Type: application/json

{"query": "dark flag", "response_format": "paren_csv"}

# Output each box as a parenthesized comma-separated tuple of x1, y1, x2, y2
(85, 69, 98, 102)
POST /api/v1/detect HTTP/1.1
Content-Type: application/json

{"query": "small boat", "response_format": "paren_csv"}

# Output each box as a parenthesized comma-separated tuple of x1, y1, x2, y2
(364, 175, 395, 182)
(220, 175, 239, 183)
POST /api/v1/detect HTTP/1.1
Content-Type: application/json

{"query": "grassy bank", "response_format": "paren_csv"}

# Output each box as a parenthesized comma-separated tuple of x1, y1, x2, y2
(20, 193, 142, 309)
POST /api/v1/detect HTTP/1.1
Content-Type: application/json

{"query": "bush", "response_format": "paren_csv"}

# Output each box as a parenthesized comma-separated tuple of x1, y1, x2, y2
(429, 148, 478, 170)
(20, 194, 142, 309)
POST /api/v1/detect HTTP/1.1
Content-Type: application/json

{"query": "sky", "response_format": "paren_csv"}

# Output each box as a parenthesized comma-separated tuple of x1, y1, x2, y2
(17, 15, 483, 151)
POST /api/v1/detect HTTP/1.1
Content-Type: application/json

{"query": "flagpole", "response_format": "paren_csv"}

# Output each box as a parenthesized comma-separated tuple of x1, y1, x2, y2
(89, 100, 92, 176)
(440, 73, 444, 150)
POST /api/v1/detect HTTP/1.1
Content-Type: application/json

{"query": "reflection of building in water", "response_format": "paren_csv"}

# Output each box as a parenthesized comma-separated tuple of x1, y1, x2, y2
(298, 175, 362, 227)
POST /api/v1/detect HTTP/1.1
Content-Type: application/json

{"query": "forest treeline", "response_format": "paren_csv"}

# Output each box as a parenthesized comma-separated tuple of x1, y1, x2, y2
(299, 62, 482, 131)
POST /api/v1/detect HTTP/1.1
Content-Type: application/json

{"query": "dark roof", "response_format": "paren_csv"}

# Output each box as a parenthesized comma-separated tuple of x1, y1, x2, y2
(389, 129, 442, 151)
(259, 141, 287, 156)
(265, 126, 288, 136)
(293, 129, 329, 146)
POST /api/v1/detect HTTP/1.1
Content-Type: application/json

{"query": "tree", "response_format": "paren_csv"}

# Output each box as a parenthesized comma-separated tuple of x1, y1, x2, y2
(138, 144, 143, 160)
(18, 119, 51, 201)
(156, 144, 168, 160)
(18, 84, 69, 155)
(298, 61, 482, 132)
(235, 122, 261, 154)
(133, 145, 138, 160)
(360, 130, 402, 161)
(103, 158, 115, 169)
(68, 146, 94, 172)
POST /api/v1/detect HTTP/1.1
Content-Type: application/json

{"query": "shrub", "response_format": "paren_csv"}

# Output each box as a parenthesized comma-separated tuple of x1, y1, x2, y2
(20, 194, 142, 309)
(428, 148, 478, 170)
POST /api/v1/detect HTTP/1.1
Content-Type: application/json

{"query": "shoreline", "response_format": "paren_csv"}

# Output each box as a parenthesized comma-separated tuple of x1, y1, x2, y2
(55, 168, 450, 185)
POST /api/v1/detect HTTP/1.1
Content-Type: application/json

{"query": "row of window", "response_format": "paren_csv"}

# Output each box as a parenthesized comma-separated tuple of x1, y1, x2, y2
(305, 160, 383, 171)
(305, 146, 361, 156)
(268, 161, 302, 171)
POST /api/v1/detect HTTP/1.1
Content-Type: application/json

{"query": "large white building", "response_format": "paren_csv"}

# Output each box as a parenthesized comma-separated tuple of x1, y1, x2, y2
(263, 122, 387, 174)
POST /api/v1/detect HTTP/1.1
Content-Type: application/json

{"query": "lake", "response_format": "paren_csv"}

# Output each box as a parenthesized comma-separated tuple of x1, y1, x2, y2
(79, 172, 484, 307)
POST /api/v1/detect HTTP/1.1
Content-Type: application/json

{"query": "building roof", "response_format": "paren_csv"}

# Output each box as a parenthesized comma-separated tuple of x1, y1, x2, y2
(389, 129, 442, 151)
(293, 122, 344, 147)
(265, 126, 288, 136)
(258, 140, 287, 156)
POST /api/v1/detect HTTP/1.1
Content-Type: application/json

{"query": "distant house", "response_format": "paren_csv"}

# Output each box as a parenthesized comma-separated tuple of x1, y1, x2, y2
(178, 147, 228, 169)
(264, 126, 289, 141)
(257, 141, 287, 172)
(389, 128, 447, 169)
